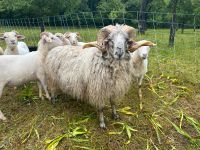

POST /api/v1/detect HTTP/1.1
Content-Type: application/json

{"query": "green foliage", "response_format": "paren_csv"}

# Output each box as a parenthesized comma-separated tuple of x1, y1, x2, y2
(97, 0, 125, 20)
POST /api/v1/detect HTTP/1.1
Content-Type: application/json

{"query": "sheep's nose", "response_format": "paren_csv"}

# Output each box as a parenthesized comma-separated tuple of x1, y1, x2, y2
(117, 47, 124, 58)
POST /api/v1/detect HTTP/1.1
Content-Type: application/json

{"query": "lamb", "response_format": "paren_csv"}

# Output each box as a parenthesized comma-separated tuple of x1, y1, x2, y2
(55, 33, 71, 45)
(0, 31, 29, 55)
(0, 32, 63, 121)
(0, 47, 3, 55)
(45, 24, 155, 128)
(64, 32, 85, 46)
(131, 45, 156, 110)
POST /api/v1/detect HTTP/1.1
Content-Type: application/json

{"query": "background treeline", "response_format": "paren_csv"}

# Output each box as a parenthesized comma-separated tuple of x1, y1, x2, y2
(0, 0, 200, 31)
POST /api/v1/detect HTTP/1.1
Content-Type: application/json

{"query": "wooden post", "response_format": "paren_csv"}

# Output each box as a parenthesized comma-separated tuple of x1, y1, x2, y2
(40, 21, 45, 32)
(169, 0, 178, 47)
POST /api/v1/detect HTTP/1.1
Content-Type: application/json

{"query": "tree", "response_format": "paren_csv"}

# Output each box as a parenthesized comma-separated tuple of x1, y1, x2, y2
(169, 0, 179, 47)
(138, 0, 152, 34)
(97, 0, 125, 22)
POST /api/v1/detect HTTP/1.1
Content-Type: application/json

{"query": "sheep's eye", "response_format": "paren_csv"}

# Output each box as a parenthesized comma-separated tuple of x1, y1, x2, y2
(51, 37, 54, 40)
(3, 36, 7, 39)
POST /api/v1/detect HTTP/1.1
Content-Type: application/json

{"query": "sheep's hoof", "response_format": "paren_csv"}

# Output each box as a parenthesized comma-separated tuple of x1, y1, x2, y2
(40, 96, 44, 100)
(0, 116, 7, 122)
(139, 103, 143, 110)
(100, 122, 106, 129)
(112, 113, 120, 120)
(51, 97, 56, 105)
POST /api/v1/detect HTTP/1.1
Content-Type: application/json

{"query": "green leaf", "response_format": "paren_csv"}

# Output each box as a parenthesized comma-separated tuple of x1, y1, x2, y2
(168, 119, 192, 140)
(185, 115, 200, 135)
(117, 107, 137, 116)
(108, 131, 123, 135)
(71, 138, 89, 143)
(46, 134, 67, 150)
(74, 145, 94, 150)
(34, 128, 40, 140)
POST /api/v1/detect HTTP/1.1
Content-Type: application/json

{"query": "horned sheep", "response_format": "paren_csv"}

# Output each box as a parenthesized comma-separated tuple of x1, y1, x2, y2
(45, 24, 155, 128)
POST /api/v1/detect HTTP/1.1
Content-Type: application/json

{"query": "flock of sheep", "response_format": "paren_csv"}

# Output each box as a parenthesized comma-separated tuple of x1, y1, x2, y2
(0, 24, 156, 128)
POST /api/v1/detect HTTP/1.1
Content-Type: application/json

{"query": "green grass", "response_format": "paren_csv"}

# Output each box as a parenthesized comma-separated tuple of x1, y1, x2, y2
(0, 27, 200, 149)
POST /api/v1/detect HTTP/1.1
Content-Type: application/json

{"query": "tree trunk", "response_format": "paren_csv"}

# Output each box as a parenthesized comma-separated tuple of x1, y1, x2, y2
(139, 0, 149, 34)
(181, 23, 184, 34)
(169, 0, 178, 47)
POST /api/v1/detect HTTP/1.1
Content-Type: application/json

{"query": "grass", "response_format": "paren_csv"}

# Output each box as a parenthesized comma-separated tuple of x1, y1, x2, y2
(0, 27, 200, 149)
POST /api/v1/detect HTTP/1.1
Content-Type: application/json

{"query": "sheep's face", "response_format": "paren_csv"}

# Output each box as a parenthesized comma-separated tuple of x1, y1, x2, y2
(0, 32, 25, 49)
(137, 46, 150, 59)
(65, 32, 80, 46)
(55, 33, 71, 45)
(41, 32, 64, 50)
(105, 31, 131, 60)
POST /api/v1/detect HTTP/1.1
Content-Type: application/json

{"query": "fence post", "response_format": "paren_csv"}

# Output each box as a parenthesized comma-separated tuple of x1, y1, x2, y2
(169, 0, 178, 47)
(40, 20, 45, 32)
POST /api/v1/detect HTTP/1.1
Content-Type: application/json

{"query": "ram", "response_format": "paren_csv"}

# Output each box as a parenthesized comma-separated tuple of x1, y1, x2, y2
(45, 24, 155, 128)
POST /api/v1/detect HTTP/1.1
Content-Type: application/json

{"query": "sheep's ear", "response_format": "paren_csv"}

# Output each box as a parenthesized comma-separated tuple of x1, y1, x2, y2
(16, 34, 25, 40)
(0, 33, 4, 40)
(128, 40, 156, 52)
(41, 32, 52, 43)
(55, 33, 63, 38)
(76, 32, 81, 40)
(64, 32, 70, 38)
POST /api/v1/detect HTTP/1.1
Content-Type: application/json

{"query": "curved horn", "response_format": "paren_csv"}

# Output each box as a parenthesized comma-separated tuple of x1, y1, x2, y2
(128, 40, 156, 52)
(83, 41, 99, 49)
(96, 25, 116, 52)
(122, 25, 136, 39)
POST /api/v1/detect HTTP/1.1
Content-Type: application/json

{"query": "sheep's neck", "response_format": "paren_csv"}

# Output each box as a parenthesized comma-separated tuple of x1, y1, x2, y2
(37, 43, 49, 62)
(8, 46, 18, 53)
(132, 53, 143, 65)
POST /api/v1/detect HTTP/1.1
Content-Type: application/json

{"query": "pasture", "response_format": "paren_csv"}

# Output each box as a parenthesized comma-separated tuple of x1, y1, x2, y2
(0, 27, 200, 149)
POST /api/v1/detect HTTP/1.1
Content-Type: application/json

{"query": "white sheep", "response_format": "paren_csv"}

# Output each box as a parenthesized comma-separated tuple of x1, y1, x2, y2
(55, 33, 71, 45)
(0, 47, 3, 55)
(131, 45, 156, 109)
(0, 32, 63, 121)
(0, 31, 29, 55)
(64, 32, 85, 46)
(45, 24, 155, 128)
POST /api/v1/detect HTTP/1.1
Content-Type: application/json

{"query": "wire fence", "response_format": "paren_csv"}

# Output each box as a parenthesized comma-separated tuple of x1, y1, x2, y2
(0, 11, 200, 83)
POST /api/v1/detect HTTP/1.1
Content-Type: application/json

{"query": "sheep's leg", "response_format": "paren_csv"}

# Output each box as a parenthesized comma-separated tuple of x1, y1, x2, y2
(37, 81, 44, 100)
(50, 81, 56, 104)
(0, 83, 7, 121)
(138, 76, 144, 110)
(0, 83, 5, 98)
(99, 107, 106, 129)
(110, 98, 119, 119)
(50, 88, 56, 104)
(37, 73, 51, 101)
